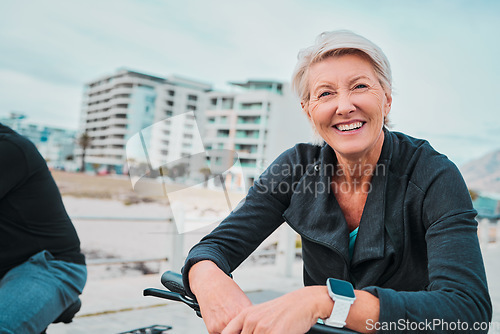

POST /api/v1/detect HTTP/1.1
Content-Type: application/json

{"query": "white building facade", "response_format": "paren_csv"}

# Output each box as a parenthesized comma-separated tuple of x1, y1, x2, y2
(78, 69, 211, 174)
(203, 80, 312, 188)
(79, 70, 312, 187)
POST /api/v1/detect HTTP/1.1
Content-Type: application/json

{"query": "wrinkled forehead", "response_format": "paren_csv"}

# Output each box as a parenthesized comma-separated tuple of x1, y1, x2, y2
(308, 53, 379, 86)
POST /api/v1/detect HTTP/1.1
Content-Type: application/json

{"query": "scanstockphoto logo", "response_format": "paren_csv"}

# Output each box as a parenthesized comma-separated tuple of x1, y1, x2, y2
(125, 112, 248, 234)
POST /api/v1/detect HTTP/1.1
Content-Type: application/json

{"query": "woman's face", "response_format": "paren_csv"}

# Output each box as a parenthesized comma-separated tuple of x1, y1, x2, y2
(304, 53, 392, 160)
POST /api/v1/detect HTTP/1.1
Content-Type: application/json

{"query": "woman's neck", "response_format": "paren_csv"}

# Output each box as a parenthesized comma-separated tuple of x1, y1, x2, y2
(333, 132, 385, 193)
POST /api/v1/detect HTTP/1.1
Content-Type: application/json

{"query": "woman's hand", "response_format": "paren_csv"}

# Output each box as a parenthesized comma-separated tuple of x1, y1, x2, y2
(221, 286, 332, 334)
(189, 260, 252, 334)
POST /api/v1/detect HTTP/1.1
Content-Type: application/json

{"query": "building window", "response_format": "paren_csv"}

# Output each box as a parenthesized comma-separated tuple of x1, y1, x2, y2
(240, 102, 262, 110)
(217, 130, 230, 138)
(221, 98, 234, 109)
(237, 116, 260, 124)
(187, 94, 198, 101)
(240, 158, 257, 168)
(168, 90, 175, 96)
(236, 130, 259, 138)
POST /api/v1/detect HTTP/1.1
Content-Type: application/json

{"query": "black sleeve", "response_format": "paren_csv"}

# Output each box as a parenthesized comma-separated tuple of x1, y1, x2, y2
(182, 145, 307, 298)
(363, 160, 492, 333)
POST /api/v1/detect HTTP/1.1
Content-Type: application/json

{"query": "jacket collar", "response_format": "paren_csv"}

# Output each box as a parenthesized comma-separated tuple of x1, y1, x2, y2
(284, 128, 394, 267)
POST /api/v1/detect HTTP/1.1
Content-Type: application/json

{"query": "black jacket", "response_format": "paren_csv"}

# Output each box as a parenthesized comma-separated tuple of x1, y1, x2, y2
(183, 129, 492, 333)
(0, 124, 85, 278)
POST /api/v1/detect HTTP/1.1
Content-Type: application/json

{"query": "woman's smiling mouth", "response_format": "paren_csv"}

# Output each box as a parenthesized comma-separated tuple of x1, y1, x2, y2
(334, 121, 365, 132)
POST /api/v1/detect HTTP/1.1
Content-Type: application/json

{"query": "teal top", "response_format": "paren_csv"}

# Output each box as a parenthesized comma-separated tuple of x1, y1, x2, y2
(349, 227, 359, 261)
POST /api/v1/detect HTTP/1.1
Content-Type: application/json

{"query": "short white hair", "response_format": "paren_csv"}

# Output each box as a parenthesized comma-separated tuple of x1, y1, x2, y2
(292, 30, 392, 102)
(291, 30, 393, 144)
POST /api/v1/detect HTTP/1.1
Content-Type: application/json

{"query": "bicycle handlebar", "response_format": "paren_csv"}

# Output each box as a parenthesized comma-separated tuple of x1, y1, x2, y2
(144, 271, 359, 334)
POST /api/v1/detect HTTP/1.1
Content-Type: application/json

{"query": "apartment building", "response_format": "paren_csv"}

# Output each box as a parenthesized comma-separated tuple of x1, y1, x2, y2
(79, 69, 211, 174)
(0, 113, 76, 169)
(203, 80, 312, 188)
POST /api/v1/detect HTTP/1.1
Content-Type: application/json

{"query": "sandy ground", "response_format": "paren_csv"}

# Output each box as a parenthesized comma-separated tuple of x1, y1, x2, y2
(62, 195, 284, 281)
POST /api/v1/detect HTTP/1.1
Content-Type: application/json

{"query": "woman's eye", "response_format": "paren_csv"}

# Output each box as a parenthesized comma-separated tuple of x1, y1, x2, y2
(319, 91, 331, 98)
(355, 84, 368, 89)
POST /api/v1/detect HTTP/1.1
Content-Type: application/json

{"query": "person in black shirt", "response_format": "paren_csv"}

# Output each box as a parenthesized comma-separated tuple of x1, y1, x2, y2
(0, 123, 86, 334)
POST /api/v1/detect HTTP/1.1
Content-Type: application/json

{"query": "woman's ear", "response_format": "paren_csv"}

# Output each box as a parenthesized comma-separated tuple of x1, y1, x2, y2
(301, 101, 311, 120)
(384, 93, 392, 116)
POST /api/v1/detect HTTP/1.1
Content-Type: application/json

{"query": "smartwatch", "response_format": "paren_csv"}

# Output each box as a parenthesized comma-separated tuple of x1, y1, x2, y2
(324, 278, 356, 328)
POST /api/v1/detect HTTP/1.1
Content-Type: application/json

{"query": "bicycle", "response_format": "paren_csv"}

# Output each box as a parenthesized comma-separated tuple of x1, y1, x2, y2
(41, 298, 81, 334)
(144, 271, 359, 334)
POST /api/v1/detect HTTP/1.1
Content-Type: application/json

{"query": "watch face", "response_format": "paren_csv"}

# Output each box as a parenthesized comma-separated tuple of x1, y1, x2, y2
(327, 278, 355, 298)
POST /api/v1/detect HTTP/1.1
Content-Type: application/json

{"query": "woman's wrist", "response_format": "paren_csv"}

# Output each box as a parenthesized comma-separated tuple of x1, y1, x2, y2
(305, 285, 335, 320)
(188, 260, 222, 296)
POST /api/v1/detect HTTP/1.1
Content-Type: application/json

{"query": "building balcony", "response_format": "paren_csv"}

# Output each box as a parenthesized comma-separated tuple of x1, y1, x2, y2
(235, 123, 261, 130)
(87, 129, 106, 137)
(112, 87, 133, 96)
(87, 91, 113, 104)
(235, 131, 259, 139)
(105, 127, 128, 136)
(113, 76, 135, 87)
(87, 82, 114, 95)
(100, 137, 126, 146)
(95, 118, 128, 128)
(233, 137, 260, 145)
(110, 97, 132, 106)
(86, 100, 114, 112)
(108, 106, 129, 117)
(235, 109, 266, 117)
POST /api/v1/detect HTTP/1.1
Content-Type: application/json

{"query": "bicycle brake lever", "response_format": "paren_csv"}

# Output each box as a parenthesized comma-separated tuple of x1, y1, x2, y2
(144, 288, 200, 312)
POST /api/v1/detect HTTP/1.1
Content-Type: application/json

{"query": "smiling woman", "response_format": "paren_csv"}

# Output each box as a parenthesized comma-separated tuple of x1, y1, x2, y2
(181, 30, 492, 334)
(304, 54, 391, 161)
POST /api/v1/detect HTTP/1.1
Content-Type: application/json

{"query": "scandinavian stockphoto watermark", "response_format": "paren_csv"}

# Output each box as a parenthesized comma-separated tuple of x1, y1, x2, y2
(365, 319, 499, 332)
(255, 161, 386, 197)
(125, 112, 248, 234)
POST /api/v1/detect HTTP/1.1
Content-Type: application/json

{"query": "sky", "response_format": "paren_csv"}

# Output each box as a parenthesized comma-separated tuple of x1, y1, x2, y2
(0, 0, 499, 165)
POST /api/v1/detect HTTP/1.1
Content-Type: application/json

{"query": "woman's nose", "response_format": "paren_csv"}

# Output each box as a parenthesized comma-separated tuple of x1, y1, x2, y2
(336, 92, 355, 115)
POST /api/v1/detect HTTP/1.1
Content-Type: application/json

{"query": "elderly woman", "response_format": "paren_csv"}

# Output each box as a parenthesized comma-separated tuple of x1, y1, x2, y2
(182, 30, 492, 333)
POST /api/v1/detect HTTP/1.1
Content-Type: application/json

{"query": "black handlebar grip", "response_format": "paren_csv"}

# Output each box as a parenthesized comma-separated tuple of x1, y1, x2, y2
(161, 271, 187, 295)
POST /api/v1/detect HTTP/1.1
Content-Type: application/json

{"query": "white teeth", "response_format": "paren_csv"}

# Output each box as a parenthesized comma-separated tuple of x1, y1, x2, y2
(336, 122, 363, 131)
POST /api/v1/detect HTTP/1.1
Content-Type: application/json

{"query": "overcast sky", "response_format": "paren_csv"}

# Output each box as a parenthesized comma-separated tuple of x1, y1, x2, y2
(0, 0, 499, 165)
